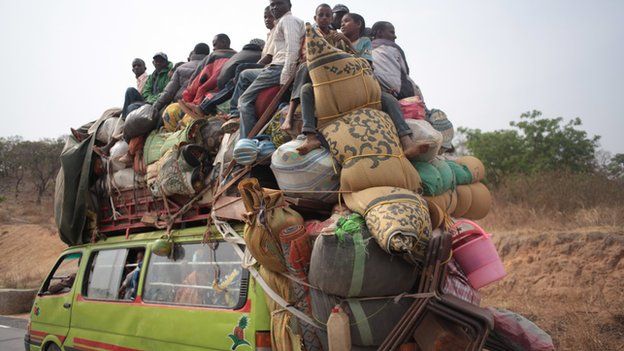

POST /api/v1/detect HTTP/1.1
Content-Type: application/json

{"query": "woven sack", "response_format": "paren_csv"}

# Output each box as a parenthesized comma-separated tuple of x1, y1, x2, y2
(431, 156, 455, 192)
(463, 182, 491, 220)
(345, 186, 431, 267)
(452, 185, 473, 218)
(412, 161, 444, 196)
(238, 178, 303, 273)
(320, 108, 421, 193)
(446, 160, 473, 185)
(305, 23, 381, 128)
(457, 156, 486, 183)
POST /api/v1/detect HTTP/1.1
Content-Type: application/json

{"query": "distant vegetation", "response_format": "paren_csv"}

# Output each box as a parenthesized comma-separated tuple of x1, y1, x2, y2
(0, 136, 65, 204)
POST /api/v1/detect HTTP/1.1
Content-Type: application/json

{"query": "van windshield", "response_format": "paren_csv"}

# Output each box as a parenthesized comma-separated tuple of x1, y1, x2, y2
(143, 242, 246, 309)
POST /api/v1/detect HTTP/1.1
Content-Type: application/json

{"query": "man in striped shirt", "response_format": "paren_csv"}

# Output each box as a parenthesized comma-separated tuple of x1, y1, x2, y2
(231, 0, 304, 138)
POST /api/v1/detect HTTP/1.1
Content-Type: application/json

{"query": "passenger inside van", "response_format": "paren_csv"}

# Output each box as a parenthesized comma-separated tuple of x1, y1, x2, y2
(118, 250, 144, 300)
(48, 273, 77, 294)
(174, 248, 211, 305)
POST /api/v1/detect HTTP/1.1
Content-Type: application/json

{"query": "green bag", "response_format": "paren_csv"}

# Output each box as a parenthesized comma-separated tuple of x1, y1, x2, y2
(143, 130, 170, 166)
(446, 160, 473, 185)
(412, 161, 444, 196)
(431, 157, 455, 192)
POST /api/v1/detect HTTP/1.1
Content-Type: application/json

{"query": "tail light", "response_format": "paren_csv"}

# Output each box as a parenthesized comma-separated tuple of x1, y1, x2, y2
(255, 331, 272, 351)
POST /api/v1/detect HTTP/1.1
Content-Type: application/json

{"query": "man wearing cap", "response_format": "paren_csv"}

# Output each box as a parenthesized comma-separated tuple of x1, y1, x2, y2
(152, 43, 211, 112)
(142, 52, 173, 104)
(332, 4, 349, 30)
(121, 52, 172, 118)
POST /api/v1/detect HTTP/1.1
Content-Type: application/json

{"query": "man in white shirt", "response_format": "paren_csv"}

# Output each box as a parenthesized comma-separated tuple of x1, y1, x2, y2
(132, 58, 148, 93)
(230, 0, 304, 138)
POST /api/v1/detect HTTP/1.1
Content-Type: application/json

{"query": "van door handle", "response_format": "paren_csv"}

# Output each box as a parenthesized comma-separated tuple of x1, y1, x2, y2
(63, 303, 71, 309)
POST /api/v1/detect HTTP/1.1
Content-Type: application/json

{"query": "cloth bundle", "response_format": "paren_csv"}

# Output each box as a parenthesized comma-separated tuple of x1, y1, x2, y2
(345, 186, 432, 267)
(305, 23, 381, 128)
(320, 108, 421, 193)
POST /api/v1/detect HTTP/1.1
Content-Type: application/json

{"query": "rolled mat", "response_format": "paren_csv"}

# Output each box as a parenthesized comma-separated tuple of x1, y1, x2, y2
(452, 185, 473, 218)
(345, 187, 431, 267)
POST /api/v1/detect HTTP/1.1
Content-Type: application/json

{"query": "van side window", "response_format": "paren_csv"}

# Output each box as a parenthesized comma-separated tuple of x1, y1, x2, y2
(40, 253, 82, 295)
(143, 242, 247, 309)
(84, 248, 145, 301)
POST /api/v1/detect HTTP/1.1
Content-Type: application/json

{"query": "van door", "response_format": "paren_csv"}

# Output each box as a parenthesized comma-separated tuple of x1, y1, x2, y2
(29, 251, 82, 347)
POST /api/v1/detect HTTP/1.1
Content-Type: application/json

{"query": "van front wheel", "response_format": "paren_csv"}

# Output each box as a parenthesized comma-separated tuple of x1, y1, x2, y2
(46, 343, 61, 351)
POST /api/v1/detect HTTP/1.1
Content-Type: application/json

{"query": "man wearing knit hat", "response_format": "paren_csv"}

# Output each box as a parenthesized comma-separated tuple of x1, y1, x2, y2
(331, 4, 349, 30)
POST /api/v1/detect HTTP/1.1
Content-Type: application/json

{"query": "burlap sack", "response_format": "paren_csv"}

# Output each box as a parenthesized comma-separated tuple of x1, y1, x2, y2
(345, 187, 432, 267)
(320, 108, 421, 193)
(238, 178, 304, 273)
(305, 23, 381, 128)
(457, 156, 486, 183)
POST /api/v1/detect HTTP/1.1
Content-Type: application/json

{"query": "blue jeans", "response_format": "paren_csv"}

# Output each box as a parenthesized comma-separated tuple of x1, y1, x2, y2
(122, 87, 146, 119)
(238, 65, 283, 137)
(381, 91, 412, 137)
(227, 63, 266, 117)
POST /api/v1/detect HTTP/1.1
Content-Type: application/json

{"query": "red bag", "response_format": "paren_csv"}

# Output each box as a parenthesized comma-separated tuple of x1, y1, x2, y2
(399, 96, 426, 120)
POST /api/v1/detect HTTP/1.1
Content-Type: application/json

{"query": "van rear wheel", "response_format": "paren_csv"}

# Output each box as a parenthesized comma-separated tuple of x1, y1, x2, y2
(46, 343, 61, 351)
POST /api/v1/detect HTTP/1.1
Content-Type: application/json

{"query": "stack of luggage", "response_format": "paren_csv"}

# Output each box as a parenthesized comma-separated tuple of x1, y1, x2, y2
(54, 24, 553, 351)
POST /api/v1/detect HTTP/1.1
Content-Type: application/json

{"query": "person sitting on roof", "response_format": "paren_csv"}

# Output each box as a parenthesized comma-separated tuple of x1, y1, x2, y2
(279, 3, 352, 134)
(229, 0, 305, 138)
(331, 3, 349, 30)
(182, 34, 237, 106)
(152, 43, 211, 113)
(133, 58, 148, 93)
(180, 7, 275, 119)
(371, 21, 424, 101)
(294, 12, 427, 159)
(121, 52, 172, 118)
(179, 39, 265, 117)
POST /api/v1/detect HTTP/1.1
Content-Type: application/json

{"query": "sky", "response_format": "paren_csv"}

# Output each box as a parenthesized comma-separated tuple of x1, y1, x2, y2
(0, 0, 622, 154)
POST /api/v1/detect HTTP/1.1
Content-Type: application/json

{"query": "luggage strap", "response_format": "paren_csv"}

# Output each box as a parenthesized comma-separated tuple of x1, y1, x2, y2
(212, 215, 325, 330)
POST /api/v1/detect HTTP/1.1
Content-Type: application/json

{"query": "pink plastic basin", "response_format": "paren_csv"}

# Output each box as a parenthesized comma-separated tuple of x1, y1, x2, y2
(451, 219, 506, 289)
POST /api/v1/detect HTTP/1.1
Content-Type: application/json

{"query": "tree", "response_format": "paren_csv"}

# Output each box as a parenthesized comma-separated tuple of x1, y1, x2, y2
(607, 153, 624, 179)
(21, 138, 65, 204)
(0, 136, 26, 196)
(461, 110, 600, 185)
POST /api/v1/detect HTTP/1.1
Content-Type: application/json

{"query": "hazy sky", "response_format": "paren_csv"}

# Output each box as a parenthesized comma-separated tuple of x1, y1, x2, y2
(1, 0, 622, 154)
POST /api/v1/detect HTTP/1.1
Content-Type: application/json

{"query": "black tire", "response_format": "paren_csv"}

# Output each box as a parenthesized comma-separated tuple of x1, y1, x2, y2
(46, 343, 61, 351)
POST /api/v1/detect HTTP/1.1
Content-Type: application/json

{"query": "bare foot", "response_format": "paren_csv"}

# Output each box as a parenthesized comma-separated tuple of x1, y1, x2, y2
(296, 134, 322, 155)
(179, 100, 205, 119)
(401, 135, 429, 159)
(280, 118, 292, 131)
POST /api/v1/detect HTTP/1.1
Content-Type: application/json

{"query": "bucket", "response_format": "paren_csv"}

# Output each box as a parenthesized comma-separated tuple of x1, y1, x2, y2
(450, 219, 506, 289)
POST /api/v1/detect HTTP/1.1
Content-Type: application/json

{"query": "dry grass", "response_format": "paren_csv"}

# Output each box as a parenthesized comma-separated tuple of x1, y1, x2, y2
(478, 173, 624, 350)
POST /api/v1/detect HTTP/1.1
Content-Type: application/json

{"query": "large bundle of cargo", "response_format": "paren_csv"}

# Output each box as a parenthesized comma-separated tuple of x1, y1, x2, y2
(54, 22, 552, 351)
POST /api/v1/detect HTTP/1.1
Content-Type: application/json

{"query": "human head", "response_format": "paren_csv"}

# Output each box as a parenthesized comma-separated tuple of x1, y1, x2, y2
(193, 42, 211, 56)
(269, 0, 291, 20)
(341, 13, 366, 39)
(331, 4, 349, 30)
(264, 6, 275, 30)
(213, 34, 231, 50)
(131, 58, 146, 78)
(249, 38, 266, 50)
(372, 21, 396, 41)
(169, 62, 185, 78)
(136, 251, 144, 263)
(152, 52, 169, 72)
(314, 3, 332, 32)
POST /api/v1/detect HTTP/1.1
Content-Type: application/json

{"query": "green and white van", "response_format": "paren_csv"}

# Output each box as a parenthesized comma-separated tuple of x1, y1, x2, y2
(25, 226, 272, 351)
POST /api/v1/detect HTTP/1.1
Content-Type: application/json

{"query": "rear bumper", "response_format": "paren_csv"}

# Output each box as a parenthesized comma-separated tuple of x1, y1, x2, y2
(24, 334, 41, 351)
